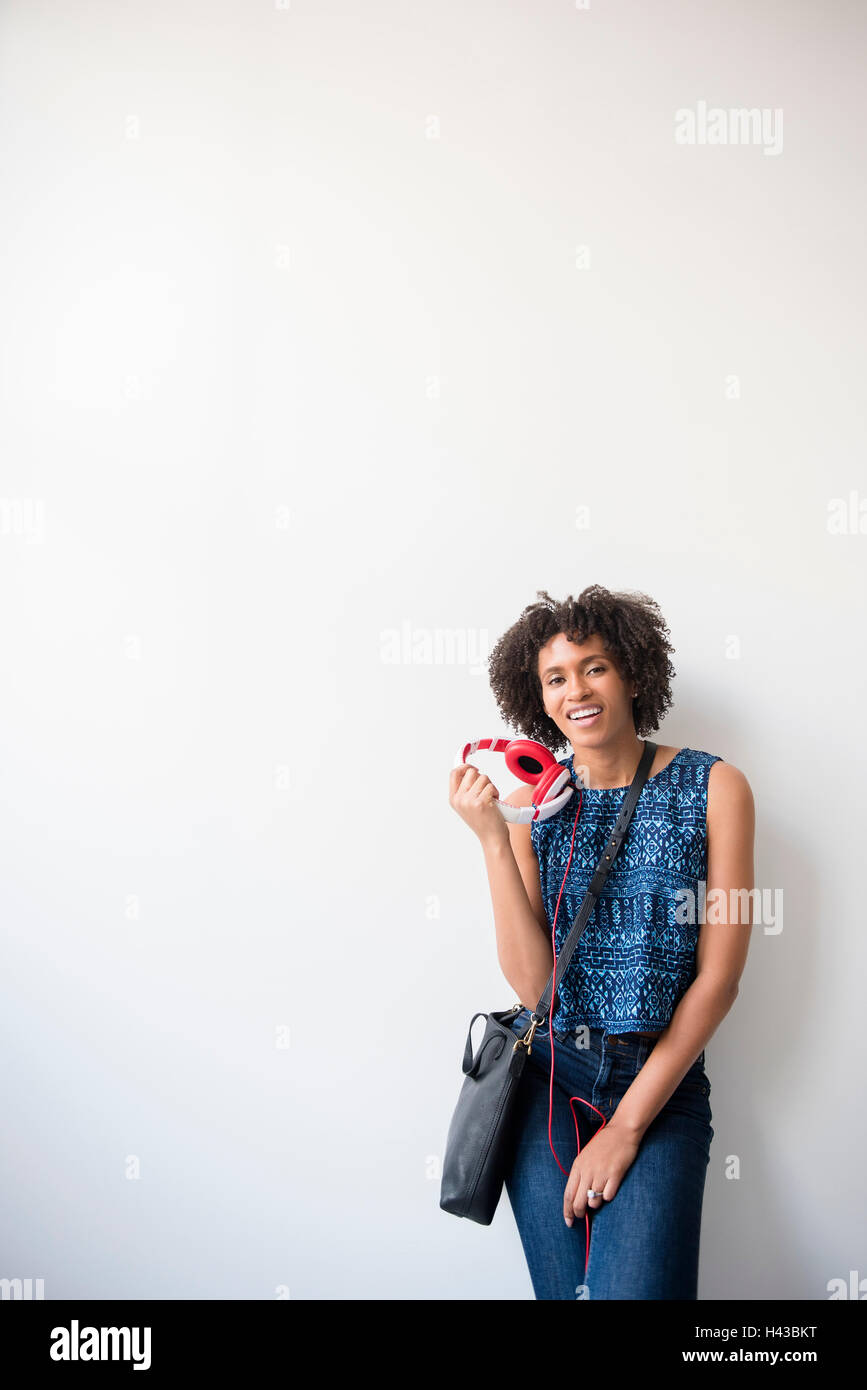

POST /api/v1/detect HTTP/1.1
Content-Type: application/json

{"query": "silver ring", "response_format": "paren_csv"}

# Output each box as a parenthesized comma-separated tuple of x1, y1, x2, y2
(587, 1188, 603, 1199)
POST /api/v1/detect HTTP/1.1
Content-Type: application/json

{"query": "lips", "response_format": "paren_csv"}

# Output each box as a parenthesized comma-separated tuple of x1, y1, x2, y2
(567, 707, 602, 725)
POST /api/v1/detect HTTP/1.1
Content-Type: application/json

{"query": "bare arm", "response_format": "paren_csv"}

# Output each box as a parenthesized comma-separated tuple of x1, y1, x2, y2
(484, 783, 555, 1010)
(606, 759, 756, 1139)
(448, 762, 554, 1010)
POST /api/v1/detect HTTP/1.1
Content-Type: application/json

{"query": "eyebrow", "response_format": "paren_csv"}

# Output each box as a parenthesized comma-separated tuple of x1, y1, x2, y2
(540, 653, 610, 677)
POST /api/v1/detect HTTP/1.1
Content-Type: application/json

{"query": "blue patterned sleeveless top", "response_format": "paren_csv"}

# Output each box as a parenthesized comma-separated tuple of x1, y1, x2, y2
(530, 747, 723, 1034)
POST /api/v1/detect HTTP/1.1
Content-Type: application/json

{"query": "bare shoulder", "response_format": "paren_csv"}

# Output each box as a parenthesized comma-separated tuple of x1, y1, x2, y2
(502, 782, 536, 808)
(657, 743, 681, 769)
(707, 758, 755, 823)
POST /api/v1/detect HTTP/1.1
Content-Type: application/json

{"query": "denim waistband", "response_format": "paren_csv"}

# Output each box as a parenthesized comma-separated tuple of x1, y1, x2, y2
(515, 1009, 661, 1055)
(552, 1023, 658, 1051)
(514, 1010, 706, 1071)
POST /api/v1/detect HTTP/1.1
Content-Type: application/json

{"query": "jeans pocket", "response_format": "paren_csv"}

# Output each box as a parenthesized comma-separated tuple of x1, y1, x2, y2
(679, 1065, 712, 1099)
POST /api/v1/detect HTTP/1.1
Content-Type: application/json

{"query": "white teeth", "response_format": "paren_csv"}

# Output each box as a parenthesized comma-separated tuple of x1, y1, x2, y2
(568, 707, 601, 720)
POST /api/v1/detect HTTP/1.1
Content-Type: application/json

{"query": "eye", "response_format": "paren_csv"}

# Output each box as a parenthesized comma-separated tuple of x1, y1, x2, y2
(546, 666, 606, 686)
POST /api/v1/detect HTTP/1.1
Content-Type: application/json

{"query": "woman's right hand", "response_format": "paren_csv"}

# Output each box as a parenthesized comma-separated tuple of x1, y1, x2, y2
(449, 763, 511, 850)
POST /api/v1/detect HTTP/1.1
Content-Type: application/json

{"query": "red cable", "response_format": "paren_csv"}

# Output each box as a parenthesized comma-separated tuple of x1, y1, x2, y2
(543, 786, 607, 1280)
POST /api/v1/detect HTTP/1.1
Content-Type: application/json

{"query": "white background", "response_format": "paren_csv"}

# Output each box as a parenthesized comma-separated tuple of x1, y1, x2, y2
(1, 0, 865, 1299)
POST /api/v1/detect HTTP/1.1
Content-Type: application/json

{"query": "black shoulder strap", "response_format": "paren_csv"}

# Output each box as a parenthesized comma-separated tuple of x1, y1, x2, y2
(531, 739, 657, 1024)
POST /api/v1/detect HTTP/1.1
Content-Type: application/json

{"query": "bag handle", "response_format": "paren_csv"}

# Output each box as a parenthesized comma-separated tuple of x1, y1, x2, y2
(530, 739, 657, 1024)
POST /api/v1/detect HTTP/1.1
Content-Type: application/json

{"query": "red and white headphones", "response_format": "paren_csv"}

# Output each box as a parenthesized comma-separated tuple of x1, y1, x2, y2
(453, 737, 574, 824)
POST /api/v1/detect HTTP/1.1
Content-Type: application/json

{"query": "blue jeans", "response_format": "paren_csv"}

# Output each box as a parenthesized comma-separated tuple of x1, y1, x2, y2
(502, 1008, 714, 1300)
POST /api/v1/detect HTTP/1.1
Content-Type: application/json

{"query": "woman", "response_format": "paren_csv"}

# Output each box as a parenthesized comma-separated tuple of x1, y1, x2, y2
(448, 586, 755, 1299)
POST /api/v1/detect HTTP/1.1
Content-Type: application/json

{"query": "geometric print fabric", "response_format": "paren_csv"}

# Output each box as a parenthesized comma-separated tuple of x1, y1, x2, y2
(530, 747, 724, 1034)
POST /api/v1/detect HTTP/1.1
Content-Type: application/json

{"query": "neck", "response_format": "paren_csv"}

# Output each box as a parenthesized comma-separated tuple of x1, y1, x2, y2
(571, 733, 648, 790)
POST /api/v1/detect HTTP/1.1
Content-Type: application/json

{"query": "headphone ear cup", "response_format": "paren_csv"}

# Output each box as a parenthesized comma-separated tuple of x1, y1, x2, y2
(532, 763, 569, 807)
(503, 738, 557, 785)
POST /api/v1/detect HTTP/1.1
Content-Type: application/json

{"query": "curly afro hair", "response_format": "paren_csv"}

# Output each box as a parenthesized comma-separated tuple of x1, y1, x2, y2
(487, 585, 676, 751)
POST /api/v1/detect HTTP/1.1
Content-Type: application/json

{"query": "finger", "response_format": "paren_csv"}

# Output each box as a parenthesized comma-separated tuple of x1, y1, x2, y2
(468, 774, 495, 802)
(563, 1176, 579, 1226)
(449, 765, 472, 794)
(452, 766, 479, 799)
(572, 1178, 596, 1221)
(580, 1177, 612, 1218)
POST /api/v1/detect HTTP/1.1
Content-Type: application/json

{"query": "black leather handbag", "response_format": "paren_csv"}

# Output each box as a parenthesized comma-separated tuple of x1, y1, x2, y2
(439, 740, 657, 1224)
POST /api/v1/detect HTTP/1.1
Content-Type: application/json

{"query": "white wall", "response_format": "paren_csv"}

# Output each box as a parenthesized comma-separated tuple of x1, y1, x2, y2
(1, 0, 864, 1300)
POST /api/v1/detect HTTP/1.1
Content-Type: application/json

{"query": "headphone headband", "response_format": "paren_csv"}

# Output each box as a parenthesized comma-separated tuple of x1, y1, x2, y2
(454, 737, 574, 824)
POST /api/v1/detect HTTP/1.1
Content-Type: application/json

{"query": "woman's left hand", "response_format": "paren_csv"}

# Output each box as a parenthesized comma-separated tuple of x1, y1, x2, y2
(563, 1119, 642, 1225)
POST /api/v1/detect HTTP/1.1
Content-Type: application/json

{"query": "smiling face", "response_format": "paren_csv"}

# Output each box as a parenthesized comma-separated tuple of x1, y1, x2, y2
(537, 631, 638, 746)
